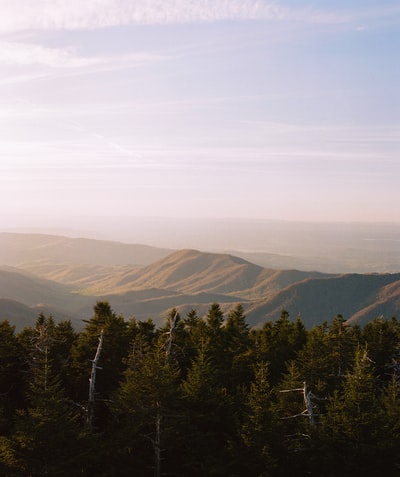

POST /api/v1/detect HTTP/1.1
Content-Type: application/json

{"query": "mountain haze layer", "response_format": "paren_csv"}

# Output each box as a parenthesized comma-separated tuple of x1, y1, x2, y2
(0, 233, 172, 267)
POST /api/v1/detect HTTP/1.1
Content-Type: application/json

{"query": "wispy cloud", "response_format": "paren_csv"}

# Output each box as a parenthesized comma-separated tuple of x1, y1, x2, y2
(0, 0, 348, 33)
(4, 1, 397, 47)
(0, 40, 170, 88)
(0, 40, 167, 69)
(0, 41, 97, 67)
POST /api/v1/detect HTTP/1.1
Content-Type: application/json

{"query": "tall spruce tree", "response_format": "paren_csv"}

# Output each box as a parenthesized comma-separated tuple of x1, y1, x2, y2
(0, 321, 24, 432)
(225, 304, 252, 389)
(240, 361, 277, 476)
(111, 315, 181, 477)
(361, 316, 400, 382)
(2, 314, 87, 477)
(319, 346, 382, 476)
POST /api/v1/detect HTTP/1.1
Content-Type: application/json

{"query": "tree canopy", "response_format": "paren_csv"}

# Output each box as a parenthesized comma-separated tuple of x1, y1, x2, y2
(0, 303, 399, 476)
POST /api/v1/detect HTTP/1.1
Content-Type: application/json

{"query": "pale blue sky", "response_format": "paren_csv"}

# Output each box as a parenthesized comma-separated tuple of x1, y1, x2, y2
(0, 0, 399, 224)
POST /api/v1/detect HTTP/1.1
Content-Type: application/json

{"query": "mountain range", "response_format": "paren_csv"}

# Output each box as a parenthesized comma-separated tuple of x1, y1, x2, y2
(0, 232, 399, 330)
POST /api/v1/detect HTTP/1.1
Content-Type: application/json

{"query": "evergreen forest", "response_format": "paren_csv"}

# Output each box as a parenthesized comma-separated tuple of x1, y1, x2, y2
(0, 301, 399, 476)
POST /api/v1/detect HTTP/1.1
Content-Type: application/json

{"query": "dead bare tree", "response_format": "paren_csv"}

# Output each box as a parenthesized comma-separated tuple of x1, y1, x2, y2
(152, 310, 179, 477)
(165, 310, 179, 361)
(87, 329, 104, 431)
(280, 381, 316, 424)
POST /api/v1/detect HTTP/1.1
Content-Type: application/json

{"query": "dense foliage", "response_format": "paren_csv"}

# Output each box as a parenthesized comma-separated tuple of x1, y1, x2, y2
(0, 302, 399, 476)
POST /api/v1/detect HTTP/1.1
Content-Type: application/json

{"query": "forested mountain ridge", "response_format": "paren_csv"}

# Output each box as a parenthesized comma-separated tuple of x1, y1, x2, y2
(0, 233, 400, 329)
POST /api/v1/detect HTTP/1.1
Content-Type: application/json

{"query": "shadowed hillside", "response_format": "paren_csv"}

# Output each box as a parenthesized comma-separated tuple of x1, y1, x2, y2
(0, 268, 83, 309)
(246, 273, 400, 328)
(0, 299, 38, 329)
(0, 268, 92, 329)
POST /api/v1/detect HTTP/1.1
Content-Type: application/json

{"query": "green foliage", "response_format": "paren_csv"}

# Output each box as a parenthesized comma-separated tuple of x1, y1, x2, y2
(0, 304, 399, 476)
(325, 314, 359, 379)
(0, 321, 25, 429)
(251, 310, 307, 384)
(1, 314, 88, 476)
(317, 347, 386, 476)
(240, 362, 277, 475)
(361, 316, 400, 381)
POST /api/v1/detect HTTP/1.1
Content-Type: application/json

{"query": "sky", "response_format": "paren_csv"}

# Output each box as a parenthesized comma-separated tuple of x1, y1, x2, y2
(0, 0, 399, 227)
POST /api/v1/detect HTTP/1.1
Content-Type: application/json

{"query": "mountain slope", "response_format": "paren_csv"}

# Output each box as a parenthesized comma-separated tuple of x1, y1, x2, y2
(0, 299, 38, 329)
(0, 268, 92, 328)
(82, 249, 332, 297)
(346, 279, 400, 326)
(246, 273, 400, 328)
(0, 268, 79, 308)
(83, 249, 264, 295)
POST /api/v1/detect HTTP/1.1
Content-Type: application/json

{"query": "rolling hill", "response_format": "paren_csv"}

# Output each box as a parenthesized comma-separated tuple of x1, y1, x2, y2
(0, 232, 172, 267)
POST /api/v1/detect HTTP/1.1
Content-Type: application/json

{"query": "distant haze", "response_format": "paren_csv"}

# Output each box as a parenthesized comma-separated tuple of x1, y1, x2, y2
(0, 1, 399, 224)
(3, 216, 400, 274)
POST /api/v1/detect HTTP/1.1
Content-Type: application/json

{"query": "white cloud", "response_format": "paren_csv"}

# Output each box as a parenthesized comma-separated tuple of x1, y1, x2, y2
(0, 0, 346, 33)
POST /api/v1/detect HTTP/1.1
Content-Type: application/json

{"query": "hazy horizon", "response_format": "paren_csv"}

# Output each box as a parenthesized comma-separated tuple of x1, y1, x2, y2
(1, 1, 399, 225)
(2, 215, 400, 272)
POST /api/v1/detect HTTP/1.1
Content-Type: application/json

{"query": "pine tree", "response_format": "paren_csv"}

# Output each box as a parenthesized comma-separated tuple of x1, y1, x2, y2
(325, 314, 358, 380)
(378, 374, 400, 471)
(179, 348, 235, 476)
(253, 310, 307, 385)
(240, 362, 277, 476)
(50, 319, 78, 391)
(319, 346, 382, 476)
(111, 323, 180, 477)
(2, 315, 87, 476)
(273, 361, 316, 475)
(296, 322, 332, 394)
(0, 321, 24, 431)
(201, 303, 229, 384)
(223, 304, 253, 393)
(361, 316, 400, 382)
